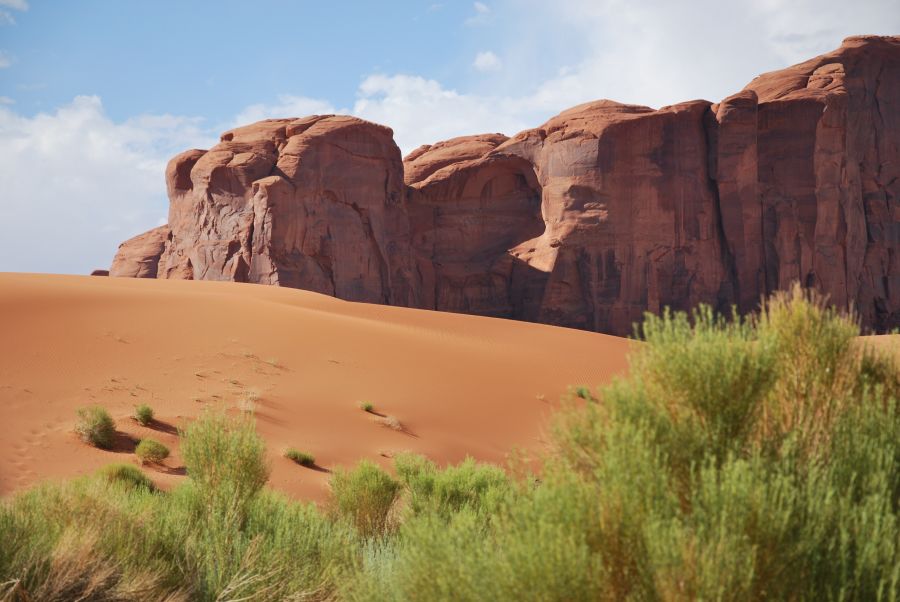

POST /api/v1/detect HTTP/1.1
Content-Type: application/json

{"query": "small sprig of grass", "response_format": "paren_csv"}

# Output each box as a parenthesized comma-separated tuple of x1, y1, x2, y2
(573, 386, 597, 402)
(359, 401, 374, 413)
(133, 404, 154, 426)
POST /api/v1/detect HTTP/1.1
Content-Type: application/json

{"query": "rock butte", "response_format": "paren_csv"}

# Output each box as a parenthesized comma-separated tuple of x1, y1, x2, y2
(111, 36, 900, 336)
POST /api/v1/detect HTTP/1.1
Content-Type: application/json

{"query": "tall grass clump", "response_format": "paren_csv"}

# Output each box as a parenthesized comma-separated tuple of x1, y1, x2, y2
(74, 405, 116, 449)
(330, 460, 402, 539)
(180, 411, 269, 522)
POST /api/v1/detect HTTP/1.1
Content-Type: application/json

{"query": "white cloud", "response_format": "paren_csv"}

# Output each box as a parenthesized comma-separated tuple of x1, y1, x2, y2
(473, 51, 502, 72)
(0, 51, 12, 68)
(0, 0, 27, 10)
(466, 1, 492, 26)
(494, 0, 900, 110)
(0, 11, 16, 25)
(0, 96, 216, 273)
(351, 75, 532, 155)
(0, 96, 13, 104)
(230, 94, 337, 128)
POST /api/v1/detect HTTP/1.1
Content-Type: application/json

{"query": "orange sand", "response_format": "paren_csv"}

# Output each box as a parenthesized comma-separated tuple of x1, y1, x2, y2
(0, 273, 632, 501)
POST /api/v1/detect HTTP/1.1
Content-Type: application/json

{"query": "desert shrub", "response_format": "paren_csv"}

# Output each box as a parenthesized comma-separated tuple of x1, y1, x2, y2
(359, 401, 374, 413)
(133, 404, 154, 426)
(180, 411, 269, 520)
(135, 439, 170, 465)
(74, 405, 116, 449)
(394, 454, 511, 519)
(330, 460, 402, 538)
(178, 411, 273, 596)
(98, 463, 155, 491)
(284, 448, 315, 467)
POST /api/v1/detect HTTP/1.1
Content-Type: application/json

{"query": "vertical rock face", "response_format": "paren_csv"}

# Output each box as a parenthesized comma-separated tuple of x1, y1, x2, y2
(112, 36, 900, 334)
(742, 35, 900, 331)
(156, 116, 420, 306)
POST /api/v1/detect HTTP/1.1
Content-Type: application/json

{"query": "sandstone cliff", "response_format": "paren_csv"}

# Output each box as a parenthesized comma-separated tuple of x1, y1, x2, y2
(111, 36, 900, 335)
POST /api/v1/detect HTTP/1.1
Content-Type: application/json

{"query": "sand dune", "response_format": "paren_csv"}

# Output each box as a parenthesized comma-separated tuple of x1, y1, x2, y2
(0, 274, 632, 501)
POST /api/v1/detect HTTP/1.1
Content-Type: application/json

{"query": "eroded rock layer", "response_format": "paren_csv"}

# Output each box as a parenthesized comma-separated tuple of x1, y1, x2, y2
(112, 36, 900, 335)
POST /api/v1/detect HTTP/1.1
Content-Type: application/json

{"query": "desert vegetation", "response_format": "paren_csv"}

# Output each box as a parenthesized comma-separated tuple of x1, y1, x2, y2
(2, 287, 898, 600)
(74, 405, 116, 449)
(135, 438, 170, 465)
(284, 448, 316, 467)
(133, 403, 154, 426)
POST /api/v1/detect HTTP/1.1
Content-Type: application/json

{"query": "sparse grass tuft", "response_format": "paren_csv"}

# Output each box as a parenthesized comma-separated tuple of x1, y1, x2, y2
(359, 401, 374, 413)
(284, 448, 315, 467)
(74, 405, 116, 449)
(135, 439, 170, 465)
(572, 385, 595, 401)
(376, 415, 404, 431)
(133, 404, 154, 426)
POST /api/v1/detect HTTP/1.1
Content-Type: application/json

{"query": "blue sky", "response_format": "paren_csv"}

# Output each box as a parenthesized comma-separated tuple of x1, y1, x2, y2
(1, 0, 898, 274)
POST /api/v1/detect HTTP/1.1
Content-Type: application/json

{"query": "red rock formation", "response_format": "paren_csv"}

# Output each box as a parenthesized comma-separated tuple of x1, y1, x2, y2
(112, 36, 900, 334)
(742, 35, 900, 332)
(157, 116, 420, 306)
(110, 225, 169, 278)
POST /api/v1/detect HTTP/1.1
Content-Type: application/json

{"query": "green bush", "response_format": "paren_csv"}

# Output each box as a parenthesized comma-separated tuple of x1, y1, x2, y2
(359, 401, 374, 413)
(74, 405, 116, 449)
(180, 412, 269, 526)
(133, 404, 154, 426)
(330, 460, 401, 538)
(135, 439, 170, 465)
(394, 454, 511, 519)
(98, 463, 155, 491)
(284, 448, 315, 467)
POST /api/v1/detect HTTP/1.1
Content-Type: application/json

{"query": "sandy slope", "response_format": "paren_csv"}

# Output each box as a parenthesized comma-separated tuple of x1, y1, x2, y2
(0, 274, 632, 501)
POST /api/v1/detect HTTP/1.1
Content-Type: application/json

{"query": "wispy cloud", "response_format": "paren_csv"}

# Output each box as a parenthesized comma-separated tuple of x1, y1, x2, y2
(230, 94, 337, 128)
(473, 51, 502, 72)
(0, 51, 12, 69)
(465, 1, 491, 26)
(0, 0, 26, 25)
(0, 0, 28, 10)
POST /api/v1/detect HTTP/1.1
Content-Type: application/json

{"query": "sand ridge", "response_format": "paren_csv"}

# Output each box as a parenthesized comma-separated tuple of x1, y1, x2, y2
(0, 273, 632, 501)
